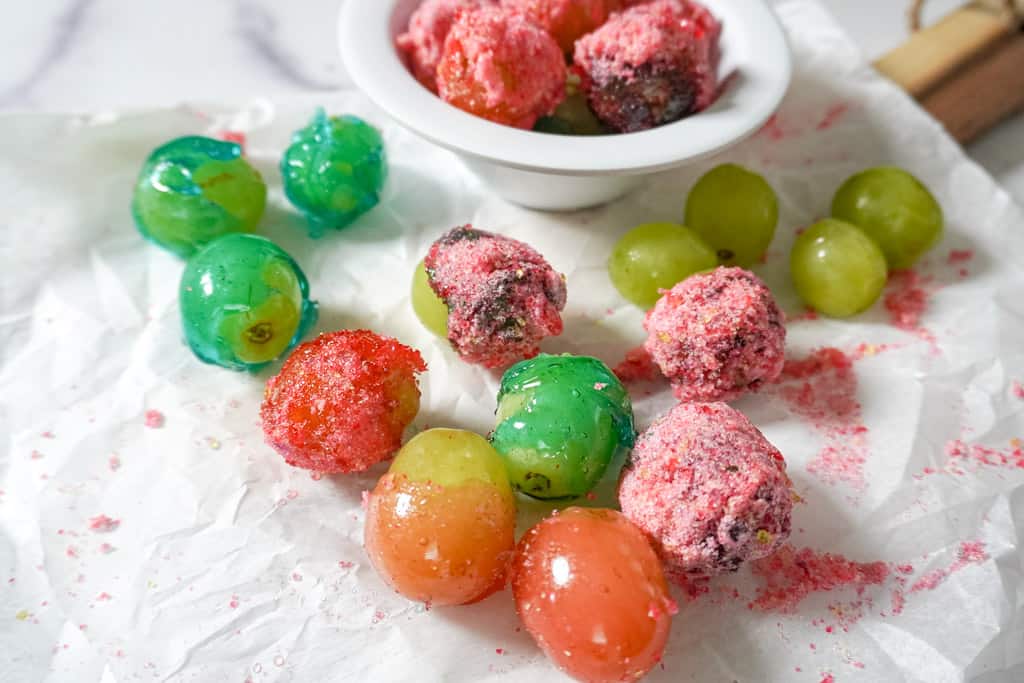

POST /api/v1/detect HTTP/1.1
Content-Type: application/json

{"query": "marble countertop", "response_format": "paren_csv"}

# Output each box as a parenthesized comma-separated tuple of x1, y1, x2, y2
(2, 0, 1022, 203)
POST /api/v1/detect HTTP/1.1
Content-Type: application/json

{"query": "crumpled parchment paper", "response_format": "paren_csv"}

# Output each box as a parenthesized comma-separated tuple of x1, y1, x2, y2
(2, 1, 1023, 681)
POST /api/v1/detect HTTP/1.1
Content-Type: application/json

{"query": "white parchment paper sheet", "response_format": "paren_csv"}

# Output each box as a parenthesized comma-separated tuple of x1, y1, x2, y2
(2, 1, 1023, 681)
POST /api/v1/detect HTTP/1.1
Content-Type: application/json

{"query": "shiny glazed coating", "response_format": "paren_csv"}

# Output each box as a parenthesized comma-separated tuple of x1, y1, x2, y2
(644, 266, 785, 402)
(437, 6, 567, 129)
(512, 507, 676, 683)
(491, 354, 635, 499)
(424, 225, 567, 368)
(132, 136, 266, 257)
(179, 234, 316, 371)
(260, 330, 426, 473)
(619, 402, 793, 579)
(280, 110, 387, 237)
(365, 429, 517, 605)
(500, 0, 620, 54)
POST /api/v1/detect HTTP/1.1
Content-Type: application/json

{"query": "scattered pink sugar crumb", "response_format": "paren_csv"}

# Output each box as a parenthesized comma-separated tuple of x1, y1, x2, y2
(612, 346, 661, 383)
(41, 431, 55, 439)
(310, 471, 323, 481)
(774, 348, 869, 493)
(220, 131, 247, 151)
(99, 543, 116, 554)
(760, 114, 785, 140)
(850, 342, 896, 360)
(96, 592, 112, 601)
(108, 455, 121, 472)
(788, 307, 819, 322)
(816, 102, 849, 130)
(821, 675, 835, 683)
(291, 572, 303, 582)
(144, 410, 165, 429)
(947, 249, 974, 264)
(66, 546, 79, 558)
(338, 560, 354, 570)
(495, 648, 506, 655)
(286, 489, 299, 500)
(372, 609, 386, 624)
(229, 595, 240, 609)
(945, 438, 1024, 473)
(1012, 381, 1024, 399)
(749, 545, 888, 614)
(884, 270, 939, 351)
(88, 515, 120, 533)
(911, 542, 988, 593)
(30, 450, 44, 460)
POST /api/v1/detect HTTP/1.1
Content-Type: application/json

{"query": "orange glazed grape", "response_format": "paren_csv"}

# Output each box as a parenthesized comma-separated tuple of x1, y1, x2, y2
(512, 507, 677, 682)
(500, 0, 622, 54)
(436, 6, 566, 129)
(364, 429, 517, 606)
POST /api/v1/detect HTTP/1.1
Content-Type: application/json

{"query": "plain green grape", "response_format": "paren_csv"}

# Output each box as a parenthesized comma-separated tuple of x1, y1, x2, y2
(411, 260, 449, 338)
(684, 163, 779, 267)
(831, 166, 943, 269)
(790, 218, 888, 318)
(608, 222, 718, 308)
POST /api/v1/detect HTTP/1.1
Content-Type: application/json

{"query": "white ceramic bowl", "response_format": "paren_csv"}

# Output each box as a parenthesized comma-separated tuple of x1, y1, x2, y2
(339, 0, 792, 210)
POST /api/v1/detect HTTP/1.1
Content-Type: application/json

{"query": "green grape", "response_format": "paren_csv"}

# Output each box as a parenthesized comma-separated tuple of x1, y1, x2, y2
(534, 93, 606, 136)
(684, 163, 779, 267)
(831, 166, 943, 269)
(411, 260, 448, 338)
(790, 219, 888, 318)
(608, 222, 718, 308)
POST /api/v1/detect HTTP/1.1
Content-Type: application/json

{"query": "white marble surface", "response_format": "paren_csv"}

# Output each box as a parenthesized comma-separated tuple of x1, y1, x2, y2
(1, 0, 1022, 202)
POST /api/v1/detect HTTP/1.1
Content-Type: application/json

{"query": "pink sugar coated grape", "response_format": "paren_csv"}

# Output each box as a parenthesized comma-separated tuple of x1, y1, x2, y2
(396, 0, 493, 92)
(436, 6, 567, 129)
(618, 401, 793, 579)
(573, 0, 721, 132)
(644, 266, 785, 402)
(424, 225, 566, 368)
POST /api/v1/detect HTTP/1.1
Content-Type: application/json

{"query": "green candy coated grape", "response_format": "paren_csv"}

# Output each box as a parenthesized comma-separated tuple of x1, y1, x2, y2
(684, 163, 779, 267)
(179, 234, 318, 371)
(281, 110, 387, 238)
(831, 166, 943, 269)
(608, 222, 719, 308)
(491, 354, 635, 500)
(132, 136, 266, 258)
(411, 260, 449, 338)
(790, 218, 888, 318)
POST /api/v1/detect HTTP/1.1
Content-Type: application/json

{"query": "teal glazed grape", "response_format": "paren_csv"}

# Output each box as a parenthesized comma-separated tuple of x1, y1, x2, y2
(491, 354, 635, 500)
(132, 136, 267, 257)
(280, 110, 387, 237)
(179, 234, 318, 371)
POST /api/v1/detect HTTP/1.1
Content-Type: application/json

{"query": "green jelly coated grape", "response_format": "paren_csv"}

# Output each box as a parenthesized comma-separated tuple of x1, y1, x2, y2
(411, 260, 449, 338)
(608, 222, 718, 308)
(790, 218, 888, 318)
(491, 354, 635, 500)
(831, 166, 944, 269)
(684, 163, 779, 267)
(179, 234, 317, 371)
(281, 110, 387, 238)
(132, 136, 266, 257)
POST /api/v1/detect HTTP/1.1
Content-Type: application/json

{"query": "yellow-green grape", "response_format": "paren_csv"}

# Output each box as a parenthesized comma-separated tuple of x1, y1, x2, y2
(831, 166, 943, 269)
(790, 219, 888, 318)
(608, 222, 718, 308)
(411, 260, 448, 337)
(684, 163, 779, 267)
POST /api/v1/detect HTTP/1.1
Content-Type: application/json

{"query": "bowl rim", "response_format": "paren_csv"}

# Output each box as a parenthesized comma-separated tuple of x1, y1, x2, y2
(339, 0, 792, 176)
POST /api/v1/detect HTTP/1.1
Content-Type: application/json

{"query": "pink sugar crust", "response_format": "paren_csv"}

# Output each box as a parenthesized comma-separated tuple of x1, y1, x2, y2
(643, 267, 785, 402)
(260, 330, 426, 474)
(425, 225, 566, 369)
(397, 0, 492, 92)
(437, 6, 567, 129)
(574, 0, 720, 109)
(618, 402, 793, 579)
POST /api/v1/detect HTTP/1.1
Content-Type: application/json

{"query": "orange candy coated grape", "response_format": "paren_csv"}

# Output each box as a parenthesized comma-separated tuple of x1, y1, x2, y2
(364, 429, 517, 606)
(512, 507, 676, 683)
(502, 0, 621, 54)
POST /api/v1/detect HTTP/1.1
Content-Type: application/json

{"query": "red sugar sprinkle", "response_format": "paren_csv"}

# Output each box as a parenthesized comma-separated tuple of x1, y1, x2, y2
(749, 545, 889, 613)
(229, 596, 240, 609)
(760, 114, 785, 141)
(947, 249, 974, 264)
(144, 410, 165, 429)
(66, 546, 79, 558)
(1012, 381, 1024, 399)
(945, 438, 1024, 472)
(495, 648, 505, 655)
(108, 455, 121, 472)
(88, 515, 120, 533)
(816, 102, 849, 131)
(41, 431, 55, 439)
(884, 270, 938, 351)
(99, 543, 115, 554)
(96, 592, 112, 601)
(612, 346, 661, 383)
(30, 450, 44, 460)
(820, 675, 835, 683)
(775, 348, 868, 493)
(220, 131, 247, 151)
(338, 560, 355, 569)
(910, 541, 988, 593)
